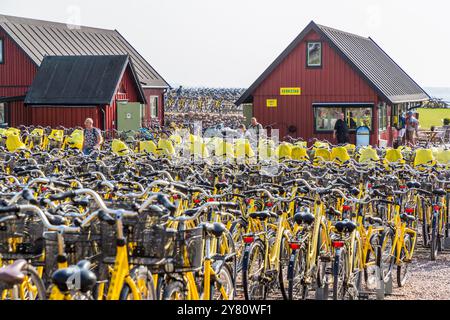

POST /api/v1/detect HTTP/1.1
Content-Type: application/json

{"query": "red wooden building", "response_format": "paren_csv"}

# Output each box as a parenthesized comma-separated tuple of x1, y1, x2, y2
(24, 55, 146, 131)
(236, 21, 430, 146)
(0, 14, 169, 129)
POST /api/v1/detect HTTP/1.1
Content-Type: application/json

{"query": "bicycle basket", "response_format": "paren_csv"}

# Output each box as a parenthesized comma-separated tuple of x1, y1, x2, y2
(99, 206, 169, 261)
(43, 225, 102, 275)
(100, 213, 203, 271)
(0, 217, 44, 260)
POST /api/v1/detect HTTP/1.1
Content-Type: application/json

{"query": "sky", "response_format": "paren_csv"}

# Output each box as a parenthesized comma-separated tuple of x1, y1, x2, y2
(1, 0, 449, 89)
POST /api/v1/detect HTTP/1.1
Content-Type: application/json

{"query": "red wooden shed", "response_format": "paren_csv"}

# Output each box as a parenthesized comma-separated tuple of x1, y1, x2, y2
(236, 21, 430, 146)
(23, 55, 146, 131)
(0, 14, 169, 129)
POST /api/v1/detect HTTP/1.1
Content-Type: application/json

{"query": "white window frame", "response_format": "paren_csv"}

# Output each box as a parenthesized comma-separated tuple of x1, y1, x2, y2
(150, 96, 158, 118)
(0, 39, 4, 64)
(307, 42, 322, 67)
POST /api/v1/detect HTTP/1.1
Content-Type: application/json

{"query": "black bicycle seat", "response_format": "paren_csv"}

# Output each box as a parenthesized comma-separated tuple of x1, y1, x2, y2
(202, 222, 226, 238)
(294, 211, 315, 225)
(249, 211, 276, 221)
(52, 260, 97, 294)
(335, 220, 357, 233)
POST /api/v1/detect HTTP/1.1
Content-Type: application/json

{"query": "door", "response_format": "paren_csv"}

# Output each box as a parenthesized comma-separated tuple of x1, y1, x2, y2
(116, 102, 143, 132)
(243, 104, 253, 127)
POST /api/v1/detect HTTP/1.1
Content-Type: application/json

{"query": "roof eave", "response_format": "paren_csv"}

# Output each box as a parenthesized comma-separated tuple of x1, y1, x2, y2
(235, 21, 317, 106)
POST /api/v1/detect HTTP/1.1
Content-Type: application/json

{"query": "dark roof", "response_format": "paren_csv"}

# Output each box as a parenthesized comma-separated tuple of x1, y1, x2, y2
(24, 55, 146, 106)
(0, 14, 169, 88)
(236, 21, 429, 105)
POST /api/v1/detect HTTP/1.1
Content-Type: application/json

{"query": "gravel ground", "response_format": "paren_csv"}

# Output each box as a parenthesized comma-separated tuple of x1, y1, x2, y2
(234, 242, 450, 300)
(385, 246, 450, 300)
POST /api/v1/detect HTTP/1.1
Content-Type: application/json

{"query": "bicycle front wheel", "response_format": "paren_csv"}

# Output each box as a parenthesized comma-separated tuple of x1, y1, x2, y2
(120, 266, 156, 300)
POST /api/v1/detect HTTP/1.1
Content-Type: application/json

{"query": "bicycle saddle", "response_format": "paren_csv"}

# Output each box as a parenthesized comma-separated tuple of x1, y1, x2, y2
(52, 260, 97, 294)
(406, 181, 421, 189)
(215, 182, 229, 190)
(249, 211, 277, 221)
(433, 189, 446, 196)
(202, 222, 226, 238)
(335, 220, 357, 233)
(294, 211, 315, 225)
(0, 260, 27, 286)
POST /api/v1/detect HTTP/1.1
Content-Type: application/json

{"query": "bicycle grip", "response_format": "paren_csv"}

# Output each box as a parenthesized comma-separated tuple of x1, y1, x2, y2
(47, 214, 66, 226)
(52, 181, 71, 188)
(221, 202, 239, 209)
(98, 210, 115, 225)
(0, 205, 21, 214)
(157, 194, 177, 213)
(49, 191, 77, 201)
(22, 189, 38, 205)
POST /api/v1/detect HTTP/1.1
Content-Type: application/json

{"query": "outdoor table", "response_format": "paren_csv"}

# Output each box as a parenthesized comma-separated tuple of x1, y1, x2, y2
(419, 130, 445, 145)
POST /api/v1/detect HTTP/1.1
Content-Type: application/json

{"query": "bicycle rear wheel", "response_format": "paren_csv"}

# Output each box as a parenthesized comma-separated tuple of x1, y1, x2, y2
(120, 266, 156, 300)
(332, 248, 347, 300)
(162, 280, 187, 300)
(287, 245, 307, 300)
(242, 240, 266, 300)
(397, 234, 412, 287)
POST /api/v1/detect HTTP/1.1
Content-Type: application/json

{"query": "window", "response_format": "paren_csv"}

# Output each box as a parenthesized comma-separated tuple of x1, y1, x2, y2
(150, 96, 158, 118)
(315, 107, 341, 131)
(0, 39, 3, 64)
(307, 42, 322, 67)
(0, 103, 7, 125)
(378, 103, 388, 131)
(314, 104, 374, 132)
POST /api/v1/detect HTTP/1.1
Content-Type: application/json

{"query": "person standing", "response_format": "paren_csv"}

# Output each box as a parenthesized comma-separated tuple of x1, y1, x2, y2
(82, 118, 102, 155)
(398, 112, 407, 145)
(333, 113, 350, 145)
(405, 111, 419, 146)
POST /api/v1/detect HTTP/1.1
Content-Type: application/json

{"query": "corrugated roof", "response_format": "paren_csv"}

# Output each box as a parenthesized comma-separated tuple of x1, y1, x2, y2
(236, 21, 429, 105)
(24, 55, 146, 106)
(0, 14, 169, 88)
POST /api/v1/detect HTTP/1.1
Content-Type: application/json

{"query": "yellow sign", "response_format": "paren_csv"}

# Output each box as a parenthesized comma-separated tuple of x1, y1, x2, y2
(266, 99, 277, 108)
(280, 87, 301, 96)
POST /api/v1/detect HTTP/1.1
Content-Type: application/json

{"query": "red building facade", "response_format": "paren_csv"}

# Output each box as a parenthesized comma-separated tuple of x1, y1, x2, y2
(236, 22, 429, 146)
(0, 14, 169, 129)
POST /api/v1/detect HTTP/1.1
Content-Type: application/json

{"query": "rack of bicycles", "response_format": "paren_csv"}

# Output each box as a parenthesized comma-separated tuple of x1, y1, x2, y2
(1, 127, 450, 300)
(165, 87, 245, 114)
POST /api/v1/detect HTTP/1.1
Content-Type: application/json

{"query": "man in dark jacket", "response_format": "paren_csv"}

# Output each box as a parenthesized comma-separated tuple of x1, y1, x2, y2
(333, 112, 350, 145)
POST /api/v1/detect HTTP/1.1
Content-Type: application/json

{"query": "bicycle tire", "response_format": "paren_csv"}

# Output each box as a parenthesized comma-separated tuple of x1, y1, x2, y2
(422, 199, 430, 247)
(162, 280, 186, 300)
(119, 266, 156, 300)
(397, 234, 412, 287)
(22, 264, 47, 300)
(378, 228, 394, 283)
(287, 245, 307, 300)
(332, 248, 346, 300)
(431, 214, 438, 261)
(210, 262, 235, 300)
(278, 235, 291, 300)
(242, 240, 266, 300)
